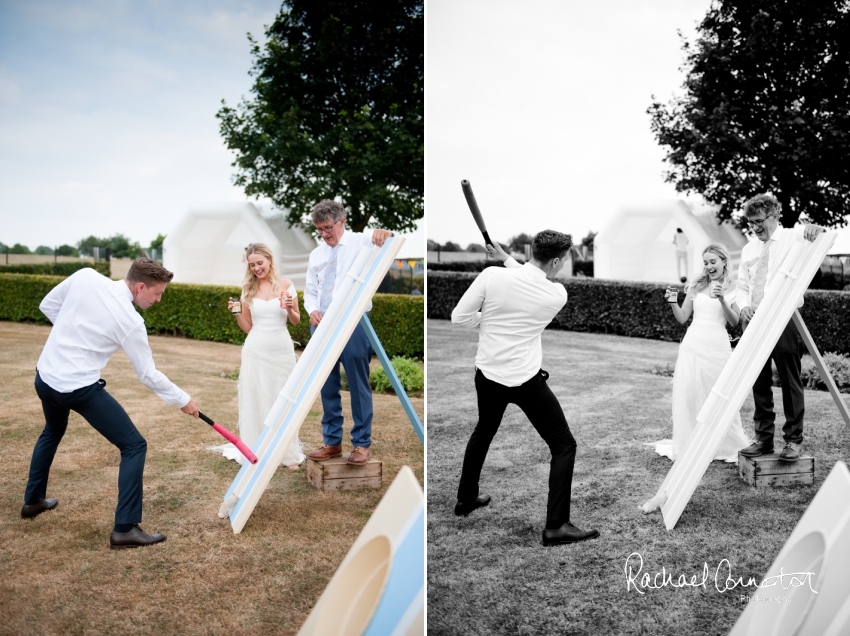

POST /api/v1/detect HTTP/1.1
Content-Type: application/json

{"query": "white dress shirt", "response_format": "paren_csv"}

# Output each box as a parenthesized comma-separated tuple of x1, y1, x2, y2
(451, 258, 568, 387)
(37, 268, 190, 406)
(304, 228, 376, 315)
(736, 225, 806, 311)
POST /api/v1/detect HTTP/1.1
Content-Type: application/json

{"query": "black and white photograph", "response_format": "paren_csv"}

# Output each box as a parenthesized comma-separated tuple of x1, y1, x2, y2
(426, 1, 850, 634)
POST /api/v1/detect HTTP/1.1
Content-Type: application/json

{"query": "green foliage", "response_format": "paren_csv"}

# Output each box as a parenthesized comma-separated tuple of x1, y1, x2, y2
(56, 244, 79, 257)
(440, 242, 461, 252)
(34, 246, 54, 255)
(427, 271, 850, 355)
(10, 243, 31, 254)
(77, 234, 142, 259)
(0, 274, 62, 323)
(649, 0, 850, 228)
(367, 294, 424, 358)
(0, 262, 110, 276)
(150, 233, 166, 254)
(0, 274, 423, 358)
(370, 356, 424, 395)
(216, 0, 423, 234)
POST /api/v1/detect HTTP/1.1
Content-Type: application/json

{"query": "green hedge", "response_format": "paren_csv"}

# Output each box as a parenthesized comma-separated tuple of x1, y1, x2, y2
(0, 261, 110, 276)
(0, 274, 424, 358)
(427, 271, 850, 355)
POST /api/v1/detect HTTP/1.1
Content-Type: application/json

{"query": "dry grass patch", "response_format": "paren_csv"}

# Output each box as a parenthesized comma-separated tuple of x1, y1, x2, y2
(0, 322, 422, 636)
(427, 319, 850, 635)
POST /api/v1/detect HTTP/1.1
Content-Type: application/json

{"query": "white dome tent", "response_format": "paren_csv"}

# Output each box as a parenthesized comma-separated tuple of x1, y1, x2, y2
(163, 203, 317, 289)
(594, 200, 748, 284)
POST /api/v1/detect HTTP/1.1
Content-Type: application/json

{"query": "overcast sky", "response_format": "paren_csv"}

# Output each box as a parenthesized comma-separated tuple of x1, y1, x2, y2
(426, 0, 715, 249)
(0, 0, 425, 258)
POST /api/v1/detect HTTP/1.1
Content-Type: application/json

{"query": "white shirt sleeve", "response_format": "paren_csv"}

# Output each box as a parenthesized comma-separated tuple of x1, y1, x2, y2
(504, 257, 521, 269)
(451, 270, 489, 329)
(304, 252, 320, 315)
(121, 324, 190, 406)
(39, 275, 74, 324)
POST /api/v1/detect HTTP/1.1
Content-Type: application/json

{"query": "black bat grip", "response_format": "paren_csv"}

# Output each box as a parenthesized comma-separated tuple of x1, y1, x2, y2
(198, 412, 215, 427)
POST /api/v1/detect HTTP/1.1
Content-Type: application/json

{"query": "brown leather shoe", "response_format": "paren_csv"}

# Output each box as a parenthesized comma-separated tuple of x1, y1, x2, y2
(109, 524, 166, 550)
(348, 446, 371, 465)
(307, 444, 342, 461)
(21, 498, 58, 519)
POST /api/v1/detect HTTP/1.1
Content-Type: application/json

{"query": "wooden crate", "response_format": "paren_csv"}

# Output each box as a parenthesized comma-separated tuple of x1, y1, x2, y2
(738, 452, 814, 487)
(306, 457, 383, 491)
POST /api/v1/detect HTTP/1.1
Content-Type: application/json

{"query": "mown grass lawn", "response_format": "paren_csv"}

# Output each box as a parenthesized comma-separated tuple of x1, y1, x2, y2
(426, 319, 849, 636)
(0, 322, 423, 636)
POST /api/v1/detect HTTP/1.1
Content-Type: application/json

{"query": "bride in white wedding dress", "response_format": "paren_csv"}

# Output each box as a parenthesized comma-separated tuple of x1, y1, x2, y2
(648, 243, 751, 465)
(210, 243, 305, 469)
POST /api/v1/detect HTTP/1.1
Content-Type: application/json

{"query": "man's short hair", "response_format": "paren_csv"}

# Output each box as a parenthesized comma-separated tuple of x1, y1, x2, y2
(311, 199, 346, 225)
(126, 258, 174, 286)
(743, 194, 782, 220)
(532, 230, 573, 262)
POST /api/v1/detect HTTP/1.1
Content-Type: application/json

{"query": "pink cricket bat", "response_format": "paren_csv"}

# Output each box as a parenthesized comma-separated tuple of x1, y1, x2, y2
(198, 412, 258, 465)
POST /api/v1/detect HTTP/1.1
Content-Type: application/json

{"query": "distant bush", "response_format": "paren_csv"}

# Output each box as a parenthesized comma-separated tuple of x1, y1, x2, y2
(427, 260, 504, 273)
(427, 271, 850, 355)
(0, 261, 109, 276)
(370, 356, 424, 395)
(573, 259, 594, 277)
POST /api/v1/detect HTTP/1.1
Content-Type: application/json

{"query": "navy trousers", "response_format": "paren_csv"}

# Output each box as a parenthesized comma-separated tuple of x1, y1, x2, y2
(26, 372, 148, 525)
(457, 369, 577, 530)
(311, 322, 374, 448)
(750, 319, 806, 445)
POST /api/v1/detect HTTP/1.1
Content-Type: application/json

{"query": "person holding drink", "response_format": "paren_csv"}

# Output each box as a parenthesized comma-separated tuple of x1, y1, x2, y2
(645, 243, 751, 476)
(209, 243, 304, 469)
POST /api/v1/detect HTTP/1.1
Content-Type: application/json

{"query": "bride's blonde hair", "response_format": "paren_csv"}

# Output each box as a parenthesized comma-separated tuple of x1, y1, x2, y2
(687, 243, 731, 296)
(242, 243, 282, 305)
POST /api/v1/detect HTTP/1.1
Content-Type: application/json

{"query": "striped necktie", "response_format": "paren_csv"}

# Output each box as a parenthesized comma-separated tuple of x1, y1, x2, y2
(319, 246, 339, 314)
(751, 240, 771, 310)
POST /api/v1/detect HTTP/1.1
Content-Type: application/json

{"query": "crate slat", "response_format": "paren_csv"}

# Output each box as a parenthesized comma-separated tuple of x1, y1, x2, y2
(738, 452, 814, 488)
(306, 457, 383, 492)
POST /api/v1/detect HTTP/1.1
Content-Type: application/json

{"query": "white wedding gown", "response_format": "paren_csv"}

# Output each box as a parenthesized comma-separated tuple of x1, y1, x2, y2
(648, 292, 751, 463)
(209, 287, 305, 466)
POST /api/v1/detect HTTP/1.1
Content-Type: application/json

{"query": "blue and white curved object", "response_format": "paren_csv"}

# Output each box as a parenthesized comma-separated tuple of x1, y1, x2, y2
(298, 466, 424, 636)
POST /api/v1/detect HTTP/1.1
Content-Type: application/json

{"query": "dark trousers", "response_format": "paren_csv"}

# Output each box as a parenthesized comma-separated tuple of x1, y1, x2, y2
(312, 322, 374, 448)
(26, 372, 148, 524)
(750, 319, 805, 445)
(457, 369, 577, 529)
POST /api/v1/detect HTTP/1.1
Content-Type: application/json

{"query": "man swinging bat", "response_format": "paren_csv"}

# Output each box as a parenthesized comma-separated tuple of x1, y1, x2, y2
(21, 259, 201, 549)
(451, 230, 599, 546)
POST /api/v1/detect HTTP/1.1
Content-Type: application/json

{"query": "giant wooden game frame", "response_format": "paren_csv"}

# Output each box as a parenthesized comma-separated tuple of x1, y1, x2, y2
(223, 236, 405, 533)
(645, 231, 838, 530)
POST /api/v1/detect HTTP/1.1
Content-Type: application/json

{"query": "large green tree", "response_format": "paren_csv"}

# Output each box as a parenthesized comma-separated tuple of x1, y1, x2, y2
(217, 0, 423, 233)
(649, 0, 850, 228)
(77, 234, 141, 259)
